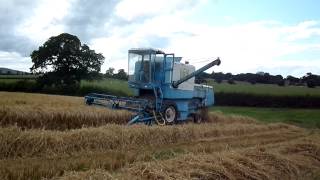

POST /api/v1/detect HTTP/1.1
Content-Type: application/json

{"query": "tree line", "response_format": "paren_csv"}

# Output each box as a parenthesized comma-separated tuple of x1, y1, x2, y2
(101, 68, 320, 88)
(196, 71, 320, 88)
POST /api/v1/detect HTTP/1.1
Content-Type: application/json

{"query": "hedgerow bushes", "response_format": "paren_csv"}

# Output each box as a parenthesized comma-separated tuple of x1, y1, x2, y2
(215, 92, 320, 108)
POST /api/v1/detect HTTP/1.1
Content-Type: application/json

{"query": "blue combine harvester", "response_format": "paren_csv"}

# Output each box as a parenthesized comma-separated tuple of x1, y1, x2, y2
(85, 48, 221, 125)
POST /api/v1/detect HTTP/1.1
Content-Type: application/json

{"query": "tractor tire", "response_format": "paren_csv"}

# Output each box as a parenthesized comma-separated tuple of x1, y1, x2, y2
(193, 108, 208, 124)
(200, 108, 209, 122)
(193, 113, 202, 124)
(86, 98, 94, 105)
(163, 105, 177, 125)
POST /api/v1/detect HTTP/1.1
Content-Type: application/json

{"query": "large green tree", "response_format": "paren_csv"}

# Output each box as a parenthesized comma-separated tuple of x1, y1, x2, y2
(30, 33, 104, 86)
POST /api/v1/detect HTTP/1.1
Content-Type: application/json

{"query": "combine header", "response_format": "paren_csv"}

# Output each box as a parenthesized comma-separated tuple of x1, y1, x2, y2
(85, 48, 221, 125)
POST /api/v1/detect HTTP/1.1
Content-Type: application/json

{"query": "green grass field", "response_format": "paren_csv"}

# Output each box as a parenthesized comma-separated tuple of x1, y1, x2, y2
(82, 78, 320, 97)
(0, 79, 24, 83)
(211, 106, 320, 128)
(0, 75, 37, 85)
(80, 78, 320, 97)
(207, 79, 320, 96)
(80, 78, 133, 96)
(0, 74, 37, 79)
(1, 75, 319, 97)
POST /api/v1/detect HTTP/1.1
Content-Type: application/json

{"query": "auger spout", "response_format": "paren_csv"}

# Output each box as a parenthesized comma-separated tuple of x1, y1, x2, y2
(172, 58, 221, 88)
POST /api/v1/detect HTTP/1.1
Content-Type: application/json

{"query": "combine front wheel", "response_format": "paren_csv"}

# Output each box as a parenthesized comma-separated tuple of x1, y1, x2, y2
(85, 98, 94, 105)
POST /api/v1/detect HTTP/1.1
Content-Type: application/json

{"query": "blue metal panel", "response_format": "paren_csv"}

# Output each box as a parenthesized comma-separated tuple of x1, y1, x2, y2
(193, 87, 206, 98)
(162, 85, 194, 99)
(174, 100, 190, 121)
(164, 57, 173, 83)
(193, 85, 214, 106)
(207, 88, 214, 106)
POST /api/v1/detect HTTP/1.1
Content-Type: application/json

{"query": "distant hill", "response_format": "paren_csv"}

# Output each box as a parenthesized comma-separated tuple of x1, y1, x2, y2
(0, 67, 29, 75)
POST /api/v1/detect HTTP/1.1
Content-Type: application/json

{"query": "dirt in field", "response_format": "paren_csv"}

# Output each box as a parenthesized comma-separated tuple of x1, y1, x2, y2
(0, 92, 319, 180)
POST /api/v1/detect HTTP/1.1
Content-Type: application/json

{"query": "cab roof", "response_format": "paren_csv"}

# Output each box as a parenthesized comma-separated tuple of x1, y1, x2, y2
(129, 48, 165, 54)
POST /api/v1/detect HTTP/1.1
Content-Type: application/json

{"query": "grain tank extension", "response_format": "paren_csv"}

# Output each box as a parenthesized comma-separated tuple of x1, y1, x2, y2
(85, 48, 221, 125)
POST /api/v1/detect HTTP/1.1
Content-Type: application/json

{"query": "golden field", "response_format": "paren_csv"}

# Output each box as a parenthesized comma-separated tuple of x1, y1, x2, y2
(0, 92, 319, 180)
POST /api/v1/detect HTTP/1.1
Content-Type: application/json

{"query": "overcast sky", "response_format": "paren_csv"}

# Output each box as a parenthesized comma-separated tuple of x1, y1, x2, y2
(0, 0, 320, 77)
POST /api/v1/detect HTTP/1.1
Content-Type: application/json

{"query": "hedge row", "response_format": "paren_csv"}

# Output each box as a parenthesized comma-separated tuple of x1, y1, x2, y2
(215, 92, 320, 108)
(0, 80, 38, 92)
(0, 80, 129, 97)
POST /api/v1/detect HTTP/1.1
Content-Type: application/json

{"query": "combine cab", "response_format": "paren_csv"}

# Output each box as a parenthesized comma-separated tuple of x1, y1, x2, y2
(85, 48, 221, 125)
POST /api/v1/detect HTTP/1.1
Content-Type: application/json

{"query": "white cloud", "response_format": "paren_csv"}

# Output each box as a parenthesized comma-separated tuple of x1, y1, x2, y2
(0, 0, 319, 77)
(115, 0, 205, 21)
(282, 21, 320, 41)
(17, 0, 73, 45)
(90, 36, 130, 71)
(91, 11, 320, 77)
(0, 51, 32, 72)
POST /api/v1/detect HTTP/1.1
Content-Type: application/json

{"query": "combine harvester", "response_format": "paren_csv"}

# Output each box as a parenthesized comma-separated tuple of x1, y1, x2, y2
(85, 48, 221, 125)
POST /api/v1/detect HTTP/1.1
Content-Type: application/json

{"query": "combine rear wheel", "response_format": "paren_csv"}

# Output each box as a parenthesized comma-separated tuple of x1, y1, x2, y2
(200, 108, 209, 122)
(193, 114, 202, 124)
(163, 105, 177, 125)
(193, 108, 208, 123)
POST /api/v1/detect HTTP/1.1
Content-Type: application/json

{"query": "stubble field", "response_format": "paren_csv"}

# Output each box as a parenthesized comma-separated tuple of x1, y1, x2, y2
(0, 92, 319, 180)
